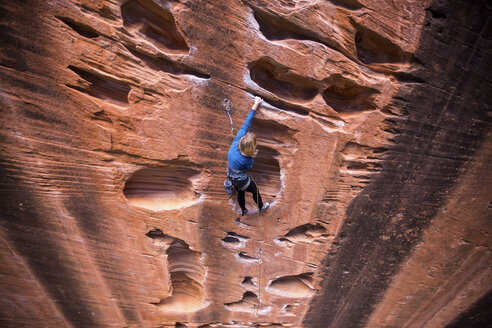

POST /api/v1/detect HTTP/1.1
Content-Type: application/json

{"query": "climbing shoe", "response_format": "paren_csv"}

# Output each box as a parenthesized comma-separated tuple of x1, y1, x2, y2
(260, 203, 270, 212)
(241, 208, 248, 216)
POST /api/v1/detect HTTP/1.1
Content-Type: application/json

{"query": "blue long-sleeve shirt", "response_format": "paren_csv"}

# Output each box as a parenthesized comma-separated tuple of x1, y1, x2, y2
(227, 109, 255, 180)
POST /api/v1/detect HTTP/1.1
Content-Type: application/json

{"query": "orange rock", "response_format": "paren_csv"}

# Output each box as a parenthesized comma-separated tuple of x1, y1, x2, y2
(0, 0, 490, 327)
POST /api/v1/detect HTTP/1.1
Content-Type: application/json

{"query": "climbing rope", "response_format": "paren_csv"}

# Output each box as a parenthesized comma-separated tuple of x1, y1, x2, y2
(223, 98, 238, 136)
(256, 219, 262, 322)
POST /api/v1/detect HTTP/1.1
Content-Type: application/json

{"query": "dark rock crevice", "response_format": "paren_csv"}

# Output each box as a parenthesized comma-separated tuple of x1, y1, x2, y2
(252, 8, 325, 44)
(328, 0, 363, 10)
(445, 289, 492, 328)
(260, 97, 310, 116)
(249, 57, 381, 115)
(303, 0, 492, 326)
(124, 45, 210, 79)
(66, 66, 131, 107)
(322, 74, 380, 114)
(224, 291, 269, 313)
(121, 0, 189, 54)
(0, 185, 100, 327)
(248, 145, 281, 199)
(57, 16, 100, 38)
(249, 57, 319, 101)
(353, 22, 412, 64)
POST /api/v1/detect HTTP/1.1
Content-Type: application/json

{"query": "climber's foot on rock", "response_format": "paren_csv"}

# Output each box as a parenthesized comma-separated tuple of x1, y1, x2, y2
(260, 203, 270, 212)
(241, 208, 248, 216)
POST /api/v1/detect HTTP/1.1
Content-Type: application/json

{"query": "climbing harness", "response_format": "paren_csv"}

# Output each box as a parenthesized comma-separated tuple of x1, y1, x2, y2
(223, 98, 238, 136)
(227, 166, 248, 181)
(225, 172, 250, 197)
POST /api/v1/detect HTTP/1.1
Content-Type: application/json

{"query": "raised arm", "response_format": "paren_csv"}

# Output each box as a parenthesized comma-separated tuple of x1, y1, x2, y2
(234, 97, 263, 142)
(252, 96, 263, 111)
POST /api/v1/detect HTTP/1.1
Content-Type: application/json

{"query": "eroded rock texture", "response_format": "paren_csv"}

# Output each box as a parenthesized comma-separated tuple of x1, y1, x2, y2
(0, 0, 490, 327)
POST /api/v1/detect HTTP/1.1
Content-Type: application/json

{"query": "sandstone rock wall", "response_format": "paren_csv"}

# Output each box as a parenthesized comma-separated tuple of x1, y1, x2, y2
(0, 0, 490, 327)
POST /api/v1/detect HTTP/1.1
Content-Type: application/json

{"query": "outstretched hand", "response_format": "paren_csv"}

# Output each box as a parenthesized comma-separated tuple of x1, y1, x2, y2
(252, 96, 263, 110)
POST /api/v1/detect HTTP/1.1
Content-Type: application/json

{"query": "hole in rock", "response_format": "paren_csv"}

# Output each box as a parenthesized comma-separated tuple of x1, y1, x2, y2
(224, 292, 270, 314)
(267, 273, 314, 298)
(249, 58, 318, 101)
(241, 276, 257, 288)
(253, 8, 324, 44)
(223, 236, 240, 244)
(344, 160, 382, 172)
(248, 145, 281, 200)
(426, 6, 447, 20)
(149, 235, 206, 313)
(175, 323, 187, 328)
(121, 0, 188, 54)
(329, 0, 363, 10)
(354, 23, 410, 64)
(222, 232, 248, 248)
(274, 237, 294, 247)
(322, 75, 379, 114)
(237, 252, 258, 262)
(91, 110, 113, 123)
(342, 141, 389, 159)
(262, 97, 310, 116)
(57, 16, 99, 38)
(280, 223, 328, 243)
(125, 45, 210, 79)
(394, 71, 426, 84)
(146, 228, 167, 239)
(124, 161, 202, 211)
(251, 118, 298, 146)
(67, 66, 130, 106)
(282, 304, 294, 314)
(373, 147, 389, 155)
(381, 118, 401, 135)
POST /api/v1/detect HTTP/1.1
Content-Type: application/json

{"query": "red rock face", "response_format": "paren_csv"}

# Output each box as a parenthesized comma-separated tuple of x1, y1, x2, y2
(0, 0, 490, 327)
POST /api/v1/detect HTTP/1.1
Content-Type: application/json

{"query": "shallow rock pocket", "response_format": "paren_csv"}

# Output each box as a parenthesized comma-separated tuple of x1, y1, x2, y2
(123, 161, 203, 211)
(248, 145, 282, 200)
(121, 0, 189, 54)
(267, 273, 315, 298)
(146, 229, 206, 313)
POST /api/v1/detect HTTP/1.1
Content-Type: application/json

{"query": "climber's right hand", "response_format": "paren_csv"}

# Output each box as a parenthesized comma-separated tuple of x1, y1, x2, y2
(253, 96, 263, 110)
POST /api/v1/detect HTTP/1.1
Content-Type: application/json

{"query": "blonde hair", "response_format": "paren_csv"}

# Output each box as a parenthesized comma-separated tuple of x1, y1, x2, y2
(238, 132, 257, 157)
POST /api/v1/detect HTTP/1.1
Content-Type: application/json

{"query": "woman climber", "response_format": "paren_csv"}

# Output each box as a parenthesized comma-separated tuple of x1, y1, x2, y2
(227, 96, 270, 216)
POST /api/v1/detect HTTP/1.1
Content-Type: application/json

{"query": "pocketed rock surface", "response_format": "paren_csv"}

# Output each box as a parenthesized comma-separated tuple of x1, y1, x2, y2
(0, 0, 491, 327)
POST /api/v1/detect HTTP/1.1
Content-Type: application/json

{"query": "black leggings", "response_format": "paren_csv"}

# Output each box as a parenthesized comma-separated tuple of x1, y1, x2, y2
(232, 178, 263, 211)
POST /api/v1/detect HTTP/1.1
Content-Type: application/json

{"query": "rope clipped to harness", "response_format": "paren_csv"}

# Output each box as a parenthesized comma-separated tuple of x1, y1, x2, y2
(224, 98, 238, 136)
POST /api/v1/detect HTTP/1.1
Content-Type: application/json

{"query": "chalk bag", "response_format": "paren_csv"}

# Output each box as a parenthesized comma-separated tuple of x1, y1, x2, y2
(224, 178, 234, 195)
